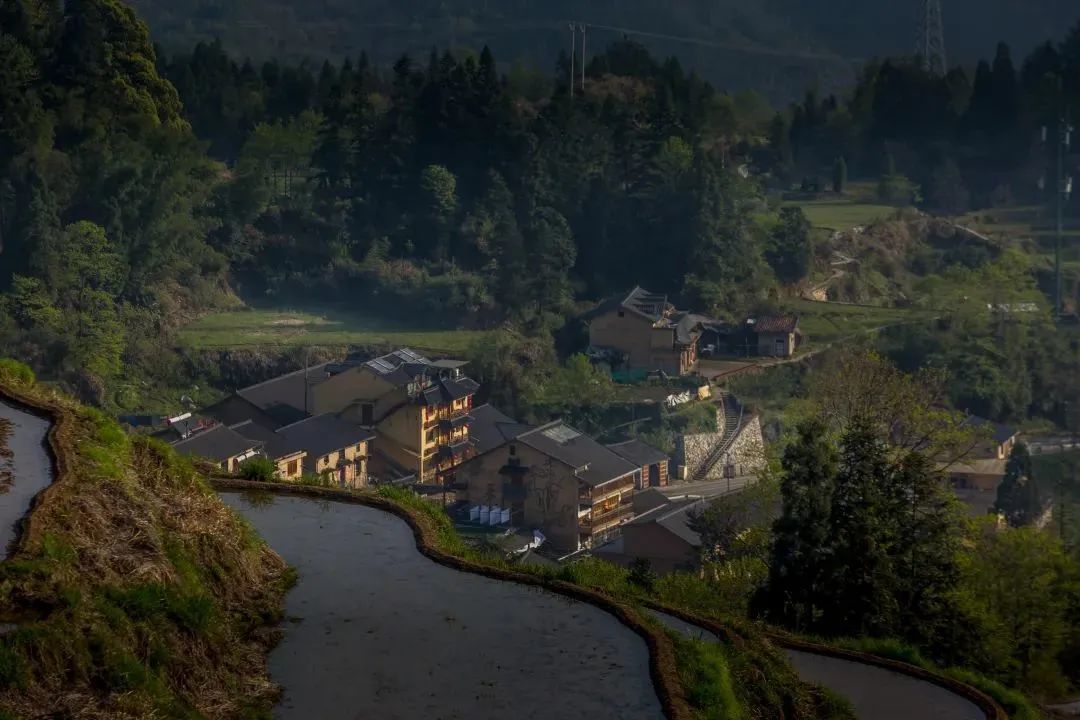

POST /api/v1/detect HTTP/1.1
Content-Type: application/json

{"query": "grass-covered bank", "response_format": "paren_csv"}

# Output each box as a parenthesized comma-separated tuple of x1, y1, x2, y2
(0, 361, 293, 719)
(213, 478, 856, 720)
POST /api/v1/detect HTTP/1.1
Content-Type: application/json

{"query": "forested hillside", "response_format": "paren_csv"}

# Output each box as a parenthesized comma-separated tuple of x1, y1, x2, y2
(0, 0, 236, 405)
(1, 0, 1078, 433)
(128, 0, 1077, 101)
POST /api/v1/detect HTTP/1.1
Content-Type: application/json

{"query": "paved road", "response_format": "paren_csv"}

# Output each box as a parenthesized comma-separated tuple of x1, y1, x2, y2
(1048, 699, 1080, 716)
(655, 475, 756, 501)
(650, 610, 983, 720)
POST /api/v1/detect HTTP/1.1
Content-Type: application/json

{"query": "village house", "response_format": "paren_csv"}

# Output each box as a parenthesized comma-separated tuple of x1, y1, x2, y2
(616, 493, 704, 575)
(606, 438, 670, 489)
(457, 420, 639, 552)
(584, 286, 712, 376)
(230, 414, 375, 487)
(592, 488, 704, 574)
(748, 314, 800, 358)
(273, 413, 374, 487)
(948, 416, 1020, 493)
(171, 423, 263, 473)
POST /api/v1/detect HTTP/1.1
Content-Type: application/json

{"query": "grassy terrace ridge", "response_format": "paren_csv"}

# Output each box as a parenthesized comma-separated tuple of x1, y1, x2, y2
(0, 360, 293, 720)
(788, 299, 939, 347)
(212, 478, 1013, 720)
(178, 307, 490, 354)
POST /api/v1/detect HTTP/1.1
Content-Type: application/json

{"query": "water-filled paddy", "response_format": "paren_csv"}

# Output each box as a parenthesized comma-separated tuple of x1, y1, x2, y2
(0, 401, 51, 558)
(222, 492, 663, 720)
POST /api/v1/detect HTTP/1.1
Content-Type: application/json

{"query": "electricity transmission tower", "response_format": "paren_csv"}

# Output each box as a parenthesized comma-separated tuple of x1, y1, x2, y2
(916, 0, 947, 76)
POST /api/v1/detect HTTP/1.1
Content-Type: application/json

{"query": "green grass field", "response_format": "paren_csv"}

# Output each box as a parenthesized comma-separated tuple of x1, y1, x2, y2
(178, 307, 490, 354)
(782, 196, 898, 231)
(790, 299, 936, 346)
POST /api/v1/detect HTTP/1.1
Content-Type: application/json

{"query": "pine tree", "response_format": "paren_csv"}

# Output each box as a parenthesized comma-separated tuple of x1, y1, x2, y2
(995, 442, 1041, 526)
(756, 419, 838, 631)
(821, 421, 898, 636)
(832, 156, 847, 194)
(887, 451, 964, 648)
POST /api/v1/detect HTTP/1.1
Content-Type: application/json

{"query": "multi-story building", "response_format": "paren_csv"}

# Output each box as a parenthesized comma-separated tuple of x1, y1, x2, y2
(198, 348, 479, 484)
(298, 349, 481, 484)
(457, 420, 639, 552)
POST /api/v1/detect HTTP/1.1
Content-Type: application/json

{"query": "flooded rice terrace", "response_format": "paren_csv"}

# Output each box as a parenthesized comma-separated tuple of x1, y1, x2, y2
(221, 492, 662, 720)
(649, 609, 983, 720)
(0, 401, 52, 558)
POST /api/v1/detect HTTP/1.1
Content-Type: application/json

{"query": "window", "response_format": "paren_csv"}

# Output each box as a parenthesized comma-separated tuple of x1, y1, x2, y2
(361, 403, 374, 425)
(322, 455, 330, 465)
(287, 460, 299, 476)
(617, 310, 625, 317)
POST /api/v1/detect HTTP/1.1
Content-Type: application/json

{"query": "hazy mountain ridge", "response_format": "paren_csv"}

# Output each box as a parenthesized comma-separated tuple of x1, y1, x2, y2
(130, 0, 1077, 101)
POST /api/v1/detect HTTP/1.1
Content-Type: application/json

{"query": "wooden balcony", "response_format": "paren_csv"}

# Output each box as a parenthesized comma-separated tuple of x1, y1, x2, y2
(579, 504, 634, 534)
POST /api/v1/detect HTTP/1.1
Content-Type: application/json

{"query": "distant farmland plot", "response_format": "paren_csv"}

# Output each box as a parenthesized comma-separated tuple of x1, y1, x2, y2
(178, 308, 489, 354)
(790, 299, 936, 346)
(783, 198, 898, 231)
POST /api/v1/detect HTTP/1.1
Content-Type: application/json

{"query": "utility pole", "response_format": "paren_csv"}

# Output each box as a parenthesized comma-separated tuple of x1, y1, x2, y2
(1043, 79, 1074, 320)
(580, 23, 587, 92)
(568, 23, 576, 99)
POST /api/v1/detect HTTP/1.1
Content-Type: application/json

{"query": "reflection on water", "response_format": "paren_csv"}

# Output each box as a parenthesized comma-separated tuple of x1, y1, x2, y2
(221, 492, 662, 720)
(0, 401, 52, 558)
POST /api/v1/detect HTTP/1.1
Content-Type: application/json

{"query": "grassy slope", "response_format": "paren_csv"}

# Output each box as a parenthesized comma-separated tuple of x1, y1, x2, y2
(0, 361, 292, 719)
(789, 299, 936, 346)
(783, 197, 898, 232)
(179, 308, 489, 355)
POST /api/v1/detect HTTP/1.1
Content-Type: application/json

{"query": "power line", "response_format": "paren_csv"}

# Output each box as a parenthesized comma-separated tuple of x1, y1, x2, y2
(571, 21, 858, 64)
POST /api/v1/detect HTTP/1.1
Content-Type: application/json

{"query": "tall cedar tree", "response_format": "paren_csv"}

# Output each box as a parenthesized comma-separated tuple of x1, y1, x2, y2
(756, 418, 838, 631)
(820, 421, 899, 637)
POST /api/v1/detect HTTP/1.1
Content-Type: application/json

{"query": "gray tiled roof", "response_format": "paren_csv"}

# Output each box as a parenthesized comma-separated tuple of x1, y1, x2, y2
(517, 421, 638, 487)
(236, 364, 330, 426)
(274, 413, 375, 459)
(606, 438, 669, 468)
(626, 497, 705, 547)
(469, 404, 533, 455)
(363, 348, 479, 405)
(229, 420, 288, 459)
(172, 424, 261, 463)
(965, 415, 1018, 445)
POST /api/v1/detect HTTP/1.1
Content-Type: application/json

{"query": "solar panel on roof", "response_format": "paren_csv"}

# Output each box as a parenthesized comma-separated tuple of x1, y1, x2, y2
(368, 358, 394, 373)
(395, 348, 426, 363)
(541, 425, 581, 444)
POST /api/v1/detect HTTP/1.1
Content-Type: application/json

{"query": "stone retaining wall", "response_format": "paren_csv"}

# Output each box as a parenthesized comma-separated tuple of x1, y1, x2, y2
(677, 416, 767, 481)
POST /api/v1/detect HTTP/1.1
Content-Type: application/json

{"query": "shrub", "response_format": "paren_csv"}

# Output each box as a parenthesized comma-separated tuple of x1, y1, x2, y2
(0, 359, 34, 386)
(628, 558, 657, 593)
(237, 457, 276, 482)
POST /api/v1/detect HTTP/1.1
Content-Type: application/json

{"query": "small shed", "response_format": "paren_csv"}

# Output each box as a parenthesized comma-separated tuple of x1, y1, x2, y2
(749, 315, 800, 358)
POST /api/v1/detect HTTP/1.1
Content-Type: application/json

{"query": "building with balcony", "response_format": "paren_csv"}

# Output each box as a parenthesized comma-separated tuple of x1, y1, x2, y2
(457, 420, 639, 552)
(282, 348, 482, 484)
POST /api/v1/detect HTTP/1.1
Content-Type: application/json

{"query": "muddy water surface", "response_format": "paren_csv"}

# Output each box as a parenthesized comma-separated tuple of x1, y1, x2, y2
(221, 492, 663, 720)
(0, 401, 52, 558)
